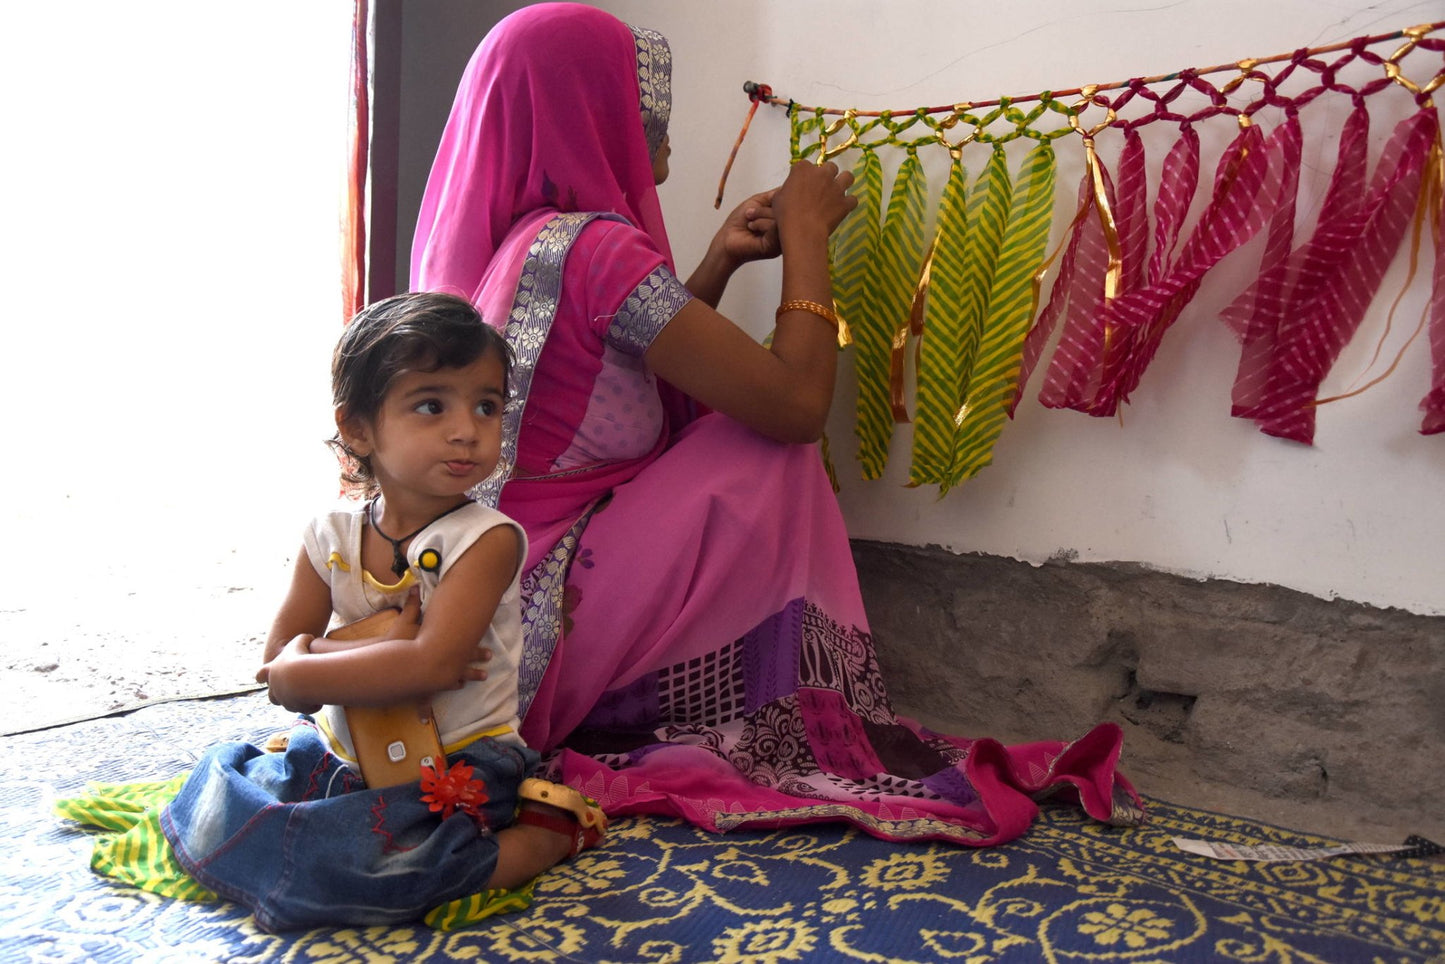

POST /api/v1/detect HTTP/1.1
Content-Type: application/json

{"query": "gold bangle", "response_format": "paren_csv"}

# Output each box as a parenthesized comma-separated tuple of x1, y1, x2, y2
(775, 299, 839, 329)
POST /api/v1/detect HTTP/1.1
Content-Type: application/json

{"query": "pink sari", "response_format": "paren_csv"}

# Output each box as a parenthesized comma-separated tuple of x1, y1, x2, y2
(413, 3, 1140, 844)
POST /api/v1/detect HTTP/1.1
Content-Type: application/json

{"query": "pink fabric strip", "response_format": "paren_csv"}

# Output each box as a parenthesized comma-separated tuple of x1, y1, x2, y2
(1089, 130, 1154, 415)
(1422, 162, 1445, 435)
(1035, 166, 1117, 410)
(1234, 107, 1371, 426)
(1094, 124, 1274, 414)
(1116, 129, 1150, 294)
(1093, 126, 1201, 416)
(1253, 108, 1438, 442)
(1014, 174, 1089, 414)
(1147, 127, 1201, 289)
(1224, 116, 1305, 417)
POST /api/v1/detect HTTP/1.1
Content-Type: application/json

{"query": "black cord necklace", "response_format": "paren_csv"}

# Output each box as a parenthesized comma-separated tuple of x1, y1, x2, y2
(366, 498, 467, 577)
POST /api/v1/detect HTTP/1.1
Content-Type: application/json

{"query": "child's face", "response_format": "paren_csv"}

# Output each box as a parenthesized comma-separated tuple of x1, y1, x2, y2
(345, 350, 507, 506)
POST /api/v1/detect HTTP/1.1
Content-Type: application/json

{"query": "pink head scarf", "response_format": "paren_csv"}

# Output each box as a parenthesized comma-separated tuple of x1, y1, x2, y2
(410, 2, 675, 298)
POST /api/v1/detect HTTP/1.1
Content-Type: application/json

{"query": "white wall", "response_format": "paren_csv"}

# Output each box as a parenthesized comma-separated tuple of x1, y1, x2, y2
(401, 1, 1445, 616)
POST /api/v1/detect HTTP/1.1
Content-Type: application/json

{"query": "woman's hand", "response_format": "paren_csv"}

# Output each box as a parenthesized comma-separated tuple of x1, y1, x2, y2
(713, 188, 781, 266)
(687, 162, 852, 312)
(773, 160, 857, 249)
(652, 160, 856, 443)
(688, 189, 781, 307)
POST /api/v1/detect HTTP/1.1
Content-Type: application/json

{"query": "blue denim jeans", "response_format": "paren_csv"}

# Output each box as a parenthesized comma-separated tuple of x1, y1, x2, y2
(161, 717, 537, 932)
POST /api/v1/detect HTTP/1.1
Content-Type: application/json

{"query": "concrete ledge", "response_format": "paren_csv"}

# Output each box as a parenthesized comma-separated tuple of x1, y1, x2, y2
(852, 539, 1445, 842)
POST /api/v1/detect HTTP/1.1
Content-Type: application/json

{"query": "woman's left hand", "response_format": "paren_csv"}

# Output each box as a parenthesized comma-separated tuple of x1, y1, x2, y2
(713, 189, 780, 265)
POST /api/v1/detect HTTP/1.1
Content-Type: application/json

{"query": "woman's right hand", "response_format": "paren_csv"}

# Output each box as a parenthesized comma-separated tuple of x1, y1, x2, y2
(648, 159, 856, 443)
(772, 160, 857, 248)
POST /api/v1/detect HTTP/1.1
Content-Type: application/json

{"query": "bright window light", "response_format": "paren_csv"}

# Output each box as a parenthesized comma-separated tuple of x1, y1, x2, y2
(1, 6, 353, 630)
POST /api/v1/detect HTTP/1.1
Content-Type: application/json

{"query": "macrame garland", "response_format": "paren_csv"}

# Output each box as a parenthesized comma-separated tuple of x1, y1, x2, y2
(730, 21, 1445, 488)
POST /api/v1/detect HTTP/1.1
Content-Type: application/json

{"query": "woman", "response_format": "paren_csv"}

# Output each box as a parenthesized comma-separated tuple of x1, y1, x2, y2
(411, 2, 1139, 844)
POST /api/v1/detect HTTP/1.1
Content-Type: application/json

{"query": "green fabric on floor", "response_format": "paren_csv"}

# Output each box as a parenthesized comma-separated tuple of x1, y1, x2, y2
(55, 769, 538, 930)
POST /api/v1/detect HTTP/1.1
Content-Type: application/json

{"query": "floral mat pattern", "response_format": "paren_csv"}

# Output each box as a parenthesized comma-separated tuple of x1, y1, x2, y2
(2, 692, 1441, 963)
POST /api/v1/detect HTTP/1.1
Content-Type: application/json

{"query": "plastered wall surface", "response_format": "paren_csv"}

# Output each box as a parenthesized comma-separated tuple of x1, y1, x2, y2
(398, 0, 1445, 617)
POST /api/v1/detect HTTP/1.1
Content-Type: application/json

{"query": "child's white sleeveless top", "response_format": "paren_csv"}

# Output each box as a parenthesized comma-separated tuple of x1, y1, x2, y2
(300, 500, 528, 757)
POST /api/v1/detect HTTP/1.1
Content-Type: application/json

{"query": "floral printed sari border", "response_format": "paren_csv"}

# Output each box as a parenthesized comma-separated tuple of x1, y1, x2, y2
(629, 24, 672, 158)
(712, 804, 991, 843)
(471, 212, 624, 508)
(517, 507, 600, 719)
(472, 211, 625, 716)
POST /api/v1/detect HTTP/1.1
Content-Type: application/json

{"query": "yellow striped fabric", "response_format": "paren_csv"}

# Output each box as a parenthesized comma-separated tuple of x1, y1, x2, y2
(830, 151, 882, 348)
(55, 776, 218, 902)
(854, 150, 928, 478)
(424, 881, 536, 931)
(909, 157, 971, 486)
(948, 142, 1056, 487)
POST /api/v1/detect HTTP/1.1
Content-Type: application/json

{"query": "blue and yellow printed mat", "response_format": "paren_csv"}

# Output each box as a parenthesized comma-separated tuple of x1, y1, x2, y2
(3, 692, 1441, 962)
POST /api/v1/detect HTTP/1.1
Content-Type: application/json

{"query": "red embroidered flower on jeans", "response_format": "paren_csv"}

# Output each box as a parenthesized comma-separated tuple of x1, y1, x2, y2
(420, 759, 490, 825)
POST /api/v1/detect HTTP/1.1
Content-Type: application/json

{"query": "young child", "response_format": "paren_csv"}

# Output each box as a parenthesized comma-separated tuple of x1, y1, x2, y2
(82, 293, 605, 932)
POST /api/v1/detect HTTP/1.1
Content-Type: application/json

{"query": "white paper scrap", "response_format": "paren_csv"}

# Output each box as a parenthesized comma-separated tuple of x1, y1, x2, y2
(1172, 838, 1426, 862)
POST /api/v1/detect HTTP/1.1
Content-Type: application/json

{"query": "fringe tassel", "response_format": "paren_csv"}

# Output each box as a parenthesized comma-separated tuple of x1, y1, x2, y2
(1236, 107, 1438, 443)
(1421, 130, 1445, 434)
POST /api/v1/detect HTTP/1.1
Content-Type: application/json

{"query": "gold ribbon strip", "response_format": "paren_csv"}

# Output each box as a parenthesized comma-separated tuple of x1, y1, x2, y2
(1070, 90, 1122, 360)
(890, 236, 938, 423)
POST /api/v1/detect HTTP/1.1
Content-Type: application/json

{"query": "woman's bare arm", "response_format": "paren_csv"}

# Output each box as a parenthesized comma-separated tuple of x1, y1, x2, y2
(646, 160, 855, 443)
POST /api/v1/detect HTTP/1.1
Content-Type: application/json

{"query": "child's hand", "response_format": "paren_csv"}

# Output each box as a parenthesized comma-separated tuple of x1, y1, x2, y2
(463, 646, 492, 683)
(257, 634, 323, 714)
(391, 589, 423, 638)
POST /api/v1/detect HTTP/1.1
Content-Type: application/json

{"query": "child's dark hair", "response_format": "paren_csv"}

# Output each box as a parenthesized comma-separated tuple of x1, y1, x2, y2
(329, 292, 512, 492)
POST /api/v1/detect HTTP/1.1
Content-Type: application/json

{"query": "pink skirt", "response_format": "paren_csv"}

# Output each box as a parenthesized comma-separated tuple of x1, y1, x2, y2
(509, 414, 1141, 845)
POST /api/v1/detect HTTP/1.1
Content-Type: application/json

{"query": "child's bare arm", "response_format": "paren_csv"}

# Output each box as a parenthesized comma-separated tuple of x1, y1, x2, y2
(262, 525, 518, 710)
(304, 599, 492, 685)
(263, 550, 335, 663)
(309, 605, 413, 653)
